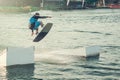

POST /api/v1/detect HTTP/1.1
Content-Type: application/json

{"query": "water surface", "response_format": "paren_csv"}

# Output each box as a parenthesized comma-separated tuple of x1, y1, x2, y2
(0, 9, 120, 80)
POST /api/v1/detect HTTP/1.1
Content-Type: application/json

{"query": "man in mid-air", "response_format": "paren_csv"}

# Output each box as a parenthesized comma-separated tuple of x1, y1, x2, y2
(29, 12, 51, 36)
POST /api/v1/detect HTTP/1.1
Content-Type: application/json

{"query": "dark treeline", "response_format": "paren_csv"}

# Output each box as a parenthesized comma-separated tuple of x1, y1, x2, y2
(0, 0, 119, 9)
(0, 0, 41, 7)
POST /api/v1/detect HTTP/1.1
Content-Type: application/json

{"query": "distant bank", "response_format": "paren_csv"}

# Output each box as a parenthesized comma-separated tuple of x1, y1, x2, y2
(0, 6, 40, 13)
(0, 5, 120, 13)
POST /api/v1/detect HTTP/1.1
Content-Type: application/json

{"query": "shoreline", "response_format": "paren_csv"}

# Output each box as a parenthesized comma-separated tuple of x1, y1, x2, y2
(0, 6, 40, 13)
(0, 6, 119, 13)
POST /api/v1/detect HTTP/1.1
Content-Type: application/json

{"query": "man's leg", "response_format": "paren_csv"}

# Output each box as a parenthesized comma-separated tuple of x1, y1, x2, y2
(31, 29, 34, 36)
(30, 23, 35, 36)
(36, 28, 38, 35)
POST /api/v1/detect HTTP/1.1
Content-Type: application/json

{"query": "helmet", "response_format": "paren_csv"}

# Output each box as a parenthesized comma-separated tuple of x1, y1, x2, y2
(35, 13, 40, 15)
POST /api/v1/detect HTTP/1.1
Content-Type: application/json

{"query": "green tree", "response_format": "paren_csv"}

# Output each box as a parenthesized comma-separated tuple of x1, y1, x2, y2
(86, 0, 98, 4)
(86, 0, 98, 7)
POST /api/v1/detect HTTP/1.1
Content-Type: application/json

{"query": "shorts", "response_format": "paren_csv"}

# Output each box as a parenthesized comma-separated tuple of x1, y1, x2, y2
(29, 23, 35, 30)
(29, 21, 41, 30)
(34, 21, 40, 29)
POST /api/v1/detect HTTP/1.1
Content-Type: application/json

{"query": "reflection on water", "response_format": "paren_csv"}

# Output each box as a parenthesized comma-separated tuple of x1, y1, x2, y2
(6, 64, 34, 79)
(0, 64, 42, 80)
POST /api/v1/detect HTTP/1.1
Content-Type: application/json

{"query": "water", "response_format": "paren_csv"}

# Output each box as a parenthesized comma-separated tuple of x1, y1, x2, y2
(0, 9, 120, 80)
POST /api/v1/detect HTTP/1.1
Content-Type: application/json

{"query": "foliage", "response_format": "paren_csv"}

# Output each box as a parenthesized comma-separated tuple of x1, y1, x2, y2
(86, 0, 98, 4)
(0, 6, 40, 13)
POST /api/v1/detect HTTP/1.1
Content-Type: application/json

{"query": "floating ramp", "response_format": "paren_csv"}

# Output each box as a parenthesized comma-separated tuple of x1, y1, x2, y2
(0, 46, 34, 66)
(0, 46, 100, 66)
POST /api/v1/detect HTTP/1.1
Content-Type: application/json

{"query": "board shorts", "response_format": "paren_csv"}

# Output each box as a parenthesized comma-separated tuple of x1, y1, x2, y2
(29, 21, 41, 30)
(34, 21, 41, 29)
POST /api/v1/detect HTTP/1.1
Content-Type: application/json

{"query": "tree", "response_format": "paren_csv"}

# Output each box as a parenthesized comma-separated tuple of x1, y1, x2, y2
(86, 0, 99, 7)
(86, 0, 98, 4)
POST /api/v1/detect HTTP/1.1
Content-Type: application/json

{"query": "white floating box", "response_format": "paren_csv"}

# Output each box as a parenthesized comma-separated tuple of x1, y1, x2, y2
(80, 46, 101, 57)
(0, 46, 34, 66)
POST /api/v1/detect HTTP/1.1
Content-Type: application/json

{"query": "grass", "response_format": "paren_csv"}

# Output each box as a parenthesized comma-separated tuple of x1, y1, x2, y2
(0, 6, 40, 13)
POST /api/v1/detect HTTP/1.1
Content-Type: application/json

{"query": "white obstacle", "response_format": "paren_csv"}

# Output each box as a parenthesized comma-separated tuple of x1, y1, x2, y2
(0, 46, 34, 66)
(79, 46, 101, 57)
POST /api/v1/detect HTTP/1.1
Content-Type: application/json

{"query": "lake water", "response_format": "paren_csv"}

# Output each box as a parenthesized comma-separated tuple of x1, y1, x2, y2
(0, 9, 120, 80)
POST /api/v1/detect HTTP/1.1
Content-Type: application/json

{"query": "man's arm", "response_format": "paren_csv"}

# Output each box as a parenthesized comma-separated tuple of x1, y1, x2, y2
(38, 16, 51, 18)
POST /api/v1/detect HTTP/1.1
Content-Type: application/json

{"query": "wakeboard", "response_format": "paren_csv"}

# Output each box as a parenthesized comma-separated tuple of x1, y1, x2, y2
(33, 23, 53, 42)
